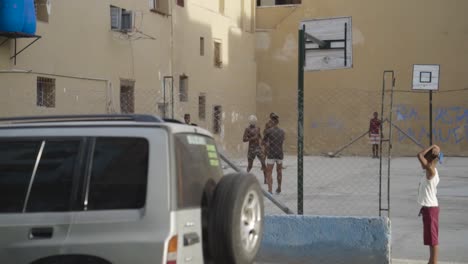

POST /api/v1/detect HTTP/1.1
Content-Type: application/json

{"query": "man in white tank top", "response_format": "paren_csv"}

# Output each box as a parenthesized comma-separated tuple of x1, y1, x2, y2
(417, 144, 442, 264)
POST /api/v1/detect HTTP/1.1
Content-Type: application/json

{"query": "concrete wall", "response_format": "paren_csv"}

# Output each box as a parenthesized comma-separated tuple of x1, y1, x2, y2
(255, 0, 468, 156)
(0, 72, 107, 116)
(257, 215, 391, 264)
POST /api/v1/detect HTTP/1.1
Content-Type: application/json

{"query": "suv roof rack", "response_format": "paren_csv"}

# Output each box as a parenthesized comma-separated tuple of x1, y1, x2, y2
(0, 114, 163, 124)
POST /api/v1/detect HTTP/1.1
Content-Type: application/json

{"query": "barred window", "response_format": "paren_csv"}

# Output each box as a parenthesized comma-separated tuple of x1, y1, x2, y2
(214, 41, 222, 68)
(179, 75, 189, 102)
(198, 93, 206, 120)
(36, 77, 55, 108)
(120, 79, 135, 114)
(200, 37, 205, 56)
(213, 105, 222, 134)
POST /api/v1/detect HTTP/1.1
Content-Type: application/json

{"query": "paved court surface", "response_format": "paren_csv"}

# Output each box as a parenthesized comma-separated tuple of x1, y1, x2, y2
(226, 156, 468, 263)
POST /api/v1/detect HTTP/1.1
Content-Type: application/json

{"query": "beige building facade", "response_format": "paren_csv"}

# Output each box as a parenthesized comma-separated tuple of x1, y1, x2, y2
(1, 0, 467, 157)
(0, 0, 257, 156)
(255, 0, 468, 156)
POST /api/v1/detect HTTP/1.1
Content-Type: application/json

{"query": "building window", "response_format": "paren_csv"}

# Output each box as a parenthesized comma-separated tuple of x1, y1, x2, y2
(198, 94, 206, 120)
(110, 5, 134, 32)
(213, 105, 222, 134)
(34, 0, 49, 22)
(276, 0, 301, 4)
(37, 77, 55, 108)
(200, 37, 205, 56)
(120, 80, 135, 114)
(149, 0, 170, 15)
(177, 0, 184, 7)
(179, 75, 188, 102)
(219, 0, 225, 14)
(214, 41, 222, 68)
(257, 0, 301, 6)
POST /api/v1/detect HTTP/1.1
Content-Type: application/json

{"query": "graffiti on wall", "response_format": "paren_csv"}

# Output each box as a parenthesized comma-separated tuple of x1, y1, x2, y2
(395, 104, 468, 144)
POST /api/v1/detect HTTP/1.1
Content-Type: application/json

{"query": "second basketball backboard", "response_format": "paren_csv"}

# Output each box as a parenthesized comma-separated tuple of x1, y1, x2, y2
(300, 17, 352, 71)
(412, 64, 440, 91)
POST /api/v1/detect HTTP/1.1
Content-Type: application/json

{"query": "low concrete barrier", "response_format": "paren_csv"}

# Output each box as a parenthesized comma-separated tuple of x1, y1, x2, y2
(256, 215, 391, 264)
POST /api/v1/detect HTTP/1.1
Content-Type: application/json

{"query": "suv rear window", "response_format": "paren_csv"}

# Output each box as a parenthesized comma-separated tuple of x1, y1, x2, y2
(86, 137, 149, 210)
(175, 134, 222, 208)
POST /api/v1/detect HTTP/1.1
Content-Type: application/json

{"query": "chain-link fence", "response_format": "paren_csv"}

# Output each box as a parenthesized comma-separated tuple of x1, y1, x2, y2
(4, 71, 467, 218)
(248, 84, 468, 217)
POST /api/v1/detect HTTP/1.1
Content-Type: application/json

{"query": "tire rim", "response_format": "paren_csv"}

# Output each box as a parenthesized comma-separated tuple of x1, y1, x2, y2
(240, 190, 262, 253)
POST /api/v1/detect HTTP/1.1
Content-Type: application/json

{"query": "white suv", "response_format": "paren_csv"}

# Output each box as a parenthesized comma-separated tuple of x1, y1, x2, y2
(0, 115, 264, 264)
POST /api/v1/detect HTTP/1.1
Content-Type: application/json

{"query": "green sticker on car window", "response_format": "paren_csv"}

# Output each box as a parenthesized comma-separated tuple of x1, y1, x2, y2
(208, 152, 218, 159)
(206, 144, 216, 152)
(210, 159, 219, 167)
(187, 135, 206, 145)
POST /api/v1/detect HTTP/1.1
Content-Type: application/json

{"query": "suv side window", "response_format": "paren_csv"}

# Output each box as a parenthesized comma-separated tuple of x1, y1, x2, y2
(87, 137, 148, 210)
(175, 134, 223, 209)
(26, 140, 81, 212)
(0, 140, 42, 213)
(0, 139, 81, 213)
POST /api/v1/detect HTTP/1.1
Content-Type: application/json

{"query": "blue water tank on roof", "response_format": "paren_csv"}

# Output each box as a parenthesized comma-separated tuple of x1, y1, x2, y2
(0, 0, 25, 33)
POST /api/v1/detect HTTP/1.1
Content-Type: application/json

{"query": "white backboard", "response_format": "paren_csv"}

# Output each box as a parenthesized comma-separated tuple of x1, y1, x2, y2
(412, 64, 440, 91)
(300, 17, 352, 71)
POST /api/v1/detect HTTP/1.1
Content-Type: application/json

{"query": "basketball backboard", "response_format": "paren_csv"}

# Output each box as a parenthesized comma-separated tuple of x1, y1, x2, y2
(299, 17, 352, 71)
(412, 64, 440, 91)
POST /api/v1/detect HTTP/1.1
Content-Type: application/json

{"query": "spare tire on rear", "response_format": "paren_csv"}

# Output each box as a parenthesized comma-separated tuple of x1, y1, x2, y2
(208, 173, 264, 264)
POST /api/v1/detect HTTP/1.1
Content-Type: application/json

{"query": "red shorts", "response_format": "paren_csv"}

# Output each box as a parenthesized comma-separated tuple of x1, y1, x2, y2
(420, 206, 439, 246)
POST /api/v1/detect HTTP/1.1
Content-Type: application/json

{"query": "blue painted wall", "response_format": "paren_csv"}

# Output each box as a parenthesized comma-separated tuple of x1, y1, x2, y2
(256, 215, 391, 264)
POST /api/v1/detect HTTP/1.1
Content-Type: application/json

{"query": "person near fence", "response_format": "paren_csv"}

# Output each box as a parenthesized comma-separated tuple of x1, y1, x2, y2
(262, 112, 276, 155)
(243, 115, 267, 183)
(417, 144, 442, 264)
(263, 113, 285, 194)
(369, 111, 382, 158)
(263, 112, 276, 135)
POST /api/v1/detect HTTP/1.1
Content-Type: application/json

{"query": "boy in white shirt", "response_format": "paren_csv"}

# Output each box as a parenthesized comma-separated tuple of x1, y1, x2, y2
(417, 144, 442, 264)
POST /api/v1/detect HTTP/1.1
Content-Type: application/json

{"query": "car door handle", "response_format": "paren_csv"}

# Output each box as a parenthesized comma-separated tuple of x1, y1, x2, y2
(29, 227, 53, 240)
(183, 232, 200, 246)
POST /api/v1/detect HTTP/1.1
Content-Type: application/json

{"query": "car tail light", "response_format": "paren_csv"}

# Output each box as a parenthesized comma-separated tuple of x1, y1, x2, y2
(167, 235, 178, 264)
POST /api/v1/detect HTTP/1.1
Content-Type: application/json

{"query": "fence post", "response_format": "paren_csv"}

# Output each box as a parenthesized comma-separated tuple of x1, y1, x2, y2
(297, 25, 305, 215)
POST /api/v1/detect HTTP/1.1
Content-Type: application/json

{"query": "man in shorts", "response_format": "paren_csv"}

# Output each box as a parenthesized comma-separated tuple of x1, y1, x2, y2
(369, 112, 382, 158)
(417, 144, 442, 264)
(243, 115, 267, 183)
(263, 114, 285, 194)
